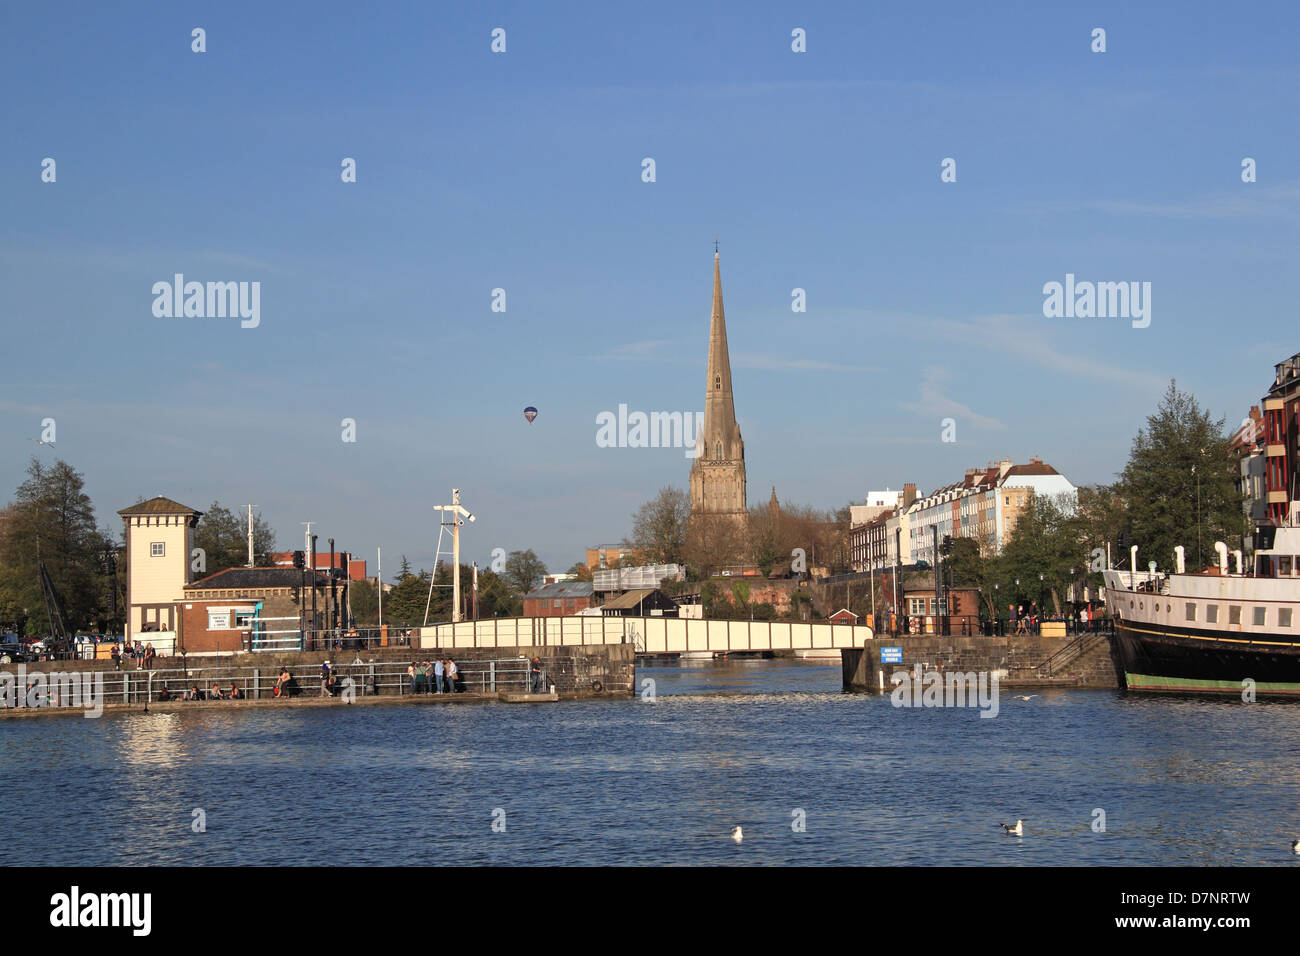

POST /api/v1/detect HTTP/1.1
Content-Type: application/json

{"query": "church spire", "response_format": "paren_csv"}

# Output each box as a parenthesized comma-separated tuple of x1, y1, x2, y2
(689, 246, 747, 521)
(702, 250, 741, 462)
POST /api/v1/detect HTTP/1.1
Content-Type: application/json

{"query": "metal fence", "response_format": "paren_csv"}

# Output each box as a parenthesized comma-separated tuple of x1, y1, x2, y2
(1, 656, 550, 709)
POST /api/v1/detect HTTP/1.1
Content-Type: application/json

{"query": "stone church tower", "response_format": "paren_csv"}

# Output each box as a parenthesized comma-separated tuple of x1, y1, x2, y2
(689, 251, 748, 523)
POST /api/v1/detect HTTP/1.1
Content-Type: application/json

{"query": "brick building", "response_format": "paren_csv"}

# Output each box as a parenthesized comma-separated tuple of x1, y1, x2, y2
(271, 552, 367, 581)
(523, 581, 596, 617)
(181, 567, 328, 655)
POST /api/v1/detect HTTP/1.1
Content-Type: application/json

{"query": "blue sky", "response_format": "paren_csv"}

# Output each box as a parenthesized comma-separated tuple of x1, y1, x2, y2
(2, 1, 1297, 575)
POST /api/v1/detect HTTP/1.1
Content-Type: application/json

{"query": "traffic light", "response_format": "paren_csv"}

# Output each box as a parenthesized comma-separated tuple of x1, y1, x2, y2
(292, 550, 305, 570)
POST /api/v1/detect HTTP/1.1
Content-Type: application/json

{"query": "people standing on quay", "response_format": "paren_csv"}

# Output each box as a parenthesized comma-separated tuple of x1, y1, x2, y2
(407, 662, 417, 694)
(320, 660, 332, 697)
(530, 657, 543, 693)
(424, 660, 435, 694)
(434, 658, 445, 694)
(446, 658, 458, 694)
(111, 642, 121, 670)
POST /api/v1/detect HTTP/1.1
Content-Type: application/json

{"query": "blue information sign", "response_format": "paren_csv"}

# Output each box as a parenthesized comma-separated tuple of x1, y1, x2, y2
(880, 646, 903, 664)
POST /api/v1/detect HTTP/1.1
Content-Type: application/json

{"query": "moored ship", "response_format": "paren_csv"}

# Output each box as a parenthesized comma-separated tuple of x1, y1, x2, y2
(1103, 526, 1300, 696)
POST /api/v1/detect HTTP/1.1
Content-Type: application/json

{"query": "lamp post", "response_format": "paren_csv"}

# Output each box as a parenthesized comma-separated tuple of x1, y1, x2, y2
(993, 582, 999, 635)
(1039, 572, 1045, 633)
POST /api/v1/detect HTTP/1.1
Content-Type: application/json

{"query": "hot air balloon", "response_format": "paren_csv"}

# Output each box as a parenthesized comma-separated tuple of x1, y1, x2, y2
(523, 406, 538, 424)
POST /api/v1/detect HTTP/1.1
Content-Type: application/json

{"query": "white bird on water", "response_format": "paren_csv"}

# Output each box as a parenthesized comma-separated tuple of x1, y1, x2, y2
(731, 826, 744, 843)
(1011, 695, 1039, 701)
(999, 819, 1024, 836)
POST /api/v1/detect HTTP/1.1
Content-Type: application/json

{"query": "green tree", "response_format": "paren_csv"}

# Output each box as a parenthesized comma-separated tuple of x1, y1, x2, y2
(503, 549, 547, 596)
(192, 501, 277, 577)
(624, 486, 689, 565)
(1117, 381, 1244, 572)
(384, 558, 431, 626)
(0, 459, 104, 636)
(564, 561, 594, 582)
(350, 577, 379, 625)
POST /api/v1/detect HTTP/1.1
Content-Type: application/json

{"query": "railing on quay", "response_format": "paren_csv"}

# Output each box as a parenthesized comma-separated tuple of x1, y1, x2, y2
(1, 656, 550, 709)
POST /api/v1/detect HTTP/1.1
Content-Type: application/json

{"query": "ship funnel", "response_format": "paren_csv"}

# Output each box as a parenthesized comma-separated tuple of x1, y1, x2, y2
(1214, 541, 1228, 575)
(1174, 546, 1185, 574)
(1233, 549, 1243, 575)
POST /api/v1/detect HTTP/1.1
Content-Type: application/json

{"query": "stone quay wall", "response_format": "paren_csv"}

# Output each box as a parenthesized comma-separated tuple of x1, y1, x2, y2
(842, 634, 1120, 692)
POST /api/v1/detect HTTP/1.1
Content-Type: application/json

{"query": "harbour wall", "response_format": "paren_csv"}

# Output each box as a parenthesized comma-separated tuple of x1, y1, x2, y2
(0, 644, 635, 719)
(842, 633, 1120, 692)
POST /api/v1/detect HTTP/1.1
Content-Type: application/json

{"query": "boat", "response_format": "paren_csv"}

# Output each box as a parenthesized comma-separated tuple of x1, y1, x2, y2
(1102, 523, 1300, 696)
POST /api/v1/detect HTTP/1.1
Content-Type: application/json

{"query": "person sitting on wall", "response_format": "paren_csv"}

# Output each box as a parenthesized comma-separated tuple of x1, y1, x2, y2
(228, 682, 243, 700)
(187, 684, 203, 701)
(157, 684, 172, 702)
(210, 683, 225, 700)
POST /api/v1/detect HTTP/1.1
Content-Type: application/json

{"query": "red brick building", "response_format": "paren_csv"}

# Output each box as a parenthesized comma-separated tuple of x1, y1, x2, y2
(523, 581, 596, 617)
(1262, 354, 1300, 526)
(181, 567, 328, 654)
(271, 552, 367, 581)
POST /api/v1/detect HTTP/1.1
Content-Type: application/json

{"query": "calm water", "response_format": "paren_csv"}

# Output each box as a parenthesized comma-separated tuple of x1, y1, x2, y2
(3, 660, 1299, 866)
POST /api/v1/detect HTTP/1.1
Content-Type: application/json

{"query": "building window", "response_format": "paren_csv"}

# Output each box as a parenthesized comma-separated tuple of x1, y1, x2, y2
(151, 542, 165, 557)
(1253, 607, 1266, 627)
(1185, 603, 1196, 622)
(1229, 605, 1241, 626)
(552, 599, 561, 609)
(1207, 604, 1219, 624)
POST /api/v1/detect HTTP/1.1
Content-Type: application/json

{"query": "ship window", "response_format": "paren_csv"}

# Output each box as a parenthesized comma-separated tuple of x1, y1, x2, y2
(1253, 607, 1266, 627)
(1207, 604, 1219, 623)
(1229, 605, 1241, 625)
(1281, 556, 1293, 575)
(1280, 608, 1293, 627)
(1185, 603, 1196, 622)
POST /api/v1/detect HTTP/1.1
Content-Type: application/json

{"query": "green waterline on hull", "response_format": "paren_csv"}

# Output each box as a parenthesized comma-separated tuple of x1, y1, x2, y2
(1126, 672, 1300, 694)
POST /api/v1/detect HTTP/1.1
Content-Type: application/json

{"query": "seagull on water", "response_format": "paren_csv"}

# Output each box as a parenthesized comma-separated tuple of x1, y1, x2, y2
(731, 826, 744, 843)
(1011, 695, 1039, 701)
(999, 819, 1024, 836)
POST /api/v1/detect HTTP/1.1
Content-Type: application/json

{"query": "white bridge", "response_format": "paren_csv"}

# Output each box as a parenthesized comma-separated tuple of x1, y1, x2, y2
(419, 615, 874, 654)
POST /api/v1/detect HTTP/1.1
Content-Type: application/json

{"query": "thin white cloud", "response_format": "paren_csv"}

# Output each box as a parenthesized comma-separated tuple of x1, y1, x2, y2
(1017, 181, 1300, 222)
(898, 366, 1007, 431)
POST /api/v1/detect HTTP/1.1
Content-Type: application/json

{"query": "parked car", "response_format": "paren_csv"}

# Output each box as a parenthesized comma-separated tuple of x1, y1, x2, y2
(0, 641, 35, 664)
